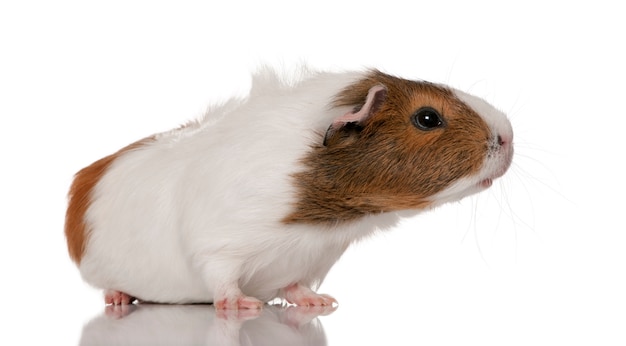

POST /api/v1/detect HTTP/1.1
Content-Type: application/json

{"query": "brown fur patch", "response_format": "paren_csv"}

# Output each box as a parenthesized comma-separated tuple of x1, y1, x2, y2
(65, 136, 154, 264)
(283, 71, 491, 224)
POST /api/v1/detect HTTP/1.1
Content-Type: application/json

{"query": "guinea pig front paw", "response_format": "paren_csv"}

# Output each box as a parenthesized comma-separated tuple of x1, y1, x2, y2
(214, 295, 263, 310)
(282, 283, 338, 307)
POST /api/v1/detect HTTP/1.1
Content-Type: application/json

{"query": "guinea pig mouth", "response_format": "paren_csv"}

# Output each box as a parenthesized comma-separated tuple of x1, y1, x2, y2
(479, 164, 509, 188)
(479, 145, 513, 189)
(478, 160, 510, 189)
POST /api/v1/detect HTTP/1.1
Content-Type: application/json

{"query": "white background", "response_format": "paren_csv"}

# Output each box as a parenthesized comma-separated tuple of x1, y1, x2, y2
(1, 0, 624, 344)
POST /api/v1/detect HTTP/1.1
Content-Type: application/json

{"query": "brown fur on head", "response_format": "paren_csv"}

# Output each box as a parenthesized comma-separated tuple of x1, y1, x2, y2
(283, 70, 491, 224)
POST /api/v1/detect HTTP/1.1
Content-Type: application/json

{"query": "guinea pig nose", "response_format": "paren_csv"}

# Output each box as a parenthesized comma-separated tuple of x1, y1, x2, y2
(497, 134, 513, 148)
(490, 134, 512, 154)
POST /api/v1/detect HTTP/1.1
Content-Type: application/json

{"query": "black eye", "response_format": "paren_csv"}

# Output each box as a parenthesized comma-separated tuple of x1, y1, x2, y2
(411, 107, 444, 130)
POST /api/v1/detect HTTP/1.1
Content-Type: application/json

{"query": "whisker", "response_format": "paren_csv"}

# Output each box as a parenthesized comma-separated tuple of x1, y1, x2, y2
(461, 195, 492, 269)
(510, 162, 573, 206)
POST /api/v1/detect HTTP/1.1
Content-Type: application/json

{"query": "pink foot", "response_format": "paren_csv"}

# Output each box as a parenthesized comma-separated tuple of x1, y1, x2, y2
(104, 290, 136, 305)
(282, 283, 338, 307)
(214, 295, 263, 310)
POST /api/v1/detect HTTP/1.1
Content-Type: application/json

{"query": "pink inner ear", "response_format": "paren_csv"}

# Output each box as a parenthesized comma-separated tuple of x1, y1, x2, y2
(323, 84, 388, 146)
(331, 84, 387, 129)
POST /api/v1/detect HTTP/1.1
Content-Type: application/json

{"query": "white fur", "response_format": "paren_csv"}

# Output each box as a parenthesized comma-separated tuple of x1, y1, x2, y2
(79, 69, 512, 304)
(431, 89, 514, 205)
(453, 89, 513, 144)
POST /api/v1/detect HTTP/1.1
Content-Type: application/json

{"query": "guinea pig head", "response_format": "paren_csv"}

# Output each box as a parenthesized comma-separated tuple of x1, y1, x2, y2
(284, 71, 513, 224)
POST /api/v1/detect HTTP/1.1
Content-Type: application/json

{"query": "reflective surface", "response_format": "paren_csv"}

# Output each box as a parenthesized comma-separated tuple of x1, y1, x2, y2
(80, 304, 333, 346)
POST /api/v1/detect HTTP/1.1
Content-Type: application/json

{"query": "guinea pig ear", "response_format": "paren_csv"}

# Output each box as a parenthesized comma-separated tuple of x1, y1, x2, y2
(323, 85, 387, 146)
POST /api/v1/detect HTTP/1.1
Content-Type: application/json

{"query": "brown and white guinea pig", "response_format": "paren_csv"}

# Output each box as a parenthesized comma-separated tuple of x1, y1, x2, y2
(65, 68, 513, 309)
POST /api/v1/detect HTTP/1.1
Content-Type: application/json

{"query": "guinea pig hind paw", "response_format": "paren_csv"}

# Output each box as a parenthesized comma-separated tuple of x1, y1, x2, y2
(283, 283, 338, 307)
(104, 290, 136, 305)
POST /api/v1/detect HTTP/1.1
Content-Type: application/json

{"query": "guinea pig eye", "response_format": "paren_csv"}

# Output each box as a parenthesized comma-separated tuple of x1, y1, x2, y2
(411, 107, 444, 131)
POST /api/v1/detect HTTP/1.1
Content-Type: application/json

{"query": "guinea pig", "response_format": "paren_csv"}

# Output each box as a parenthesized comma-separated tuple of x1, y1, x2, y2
(65, 68, 513, 309)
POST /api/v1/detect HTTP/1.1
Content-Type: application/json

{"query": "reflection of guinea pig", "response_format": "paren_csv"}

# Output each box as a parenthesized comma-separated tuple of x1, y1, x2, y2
(80, 305, 329, 345)
(65, 68, 514, 309)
